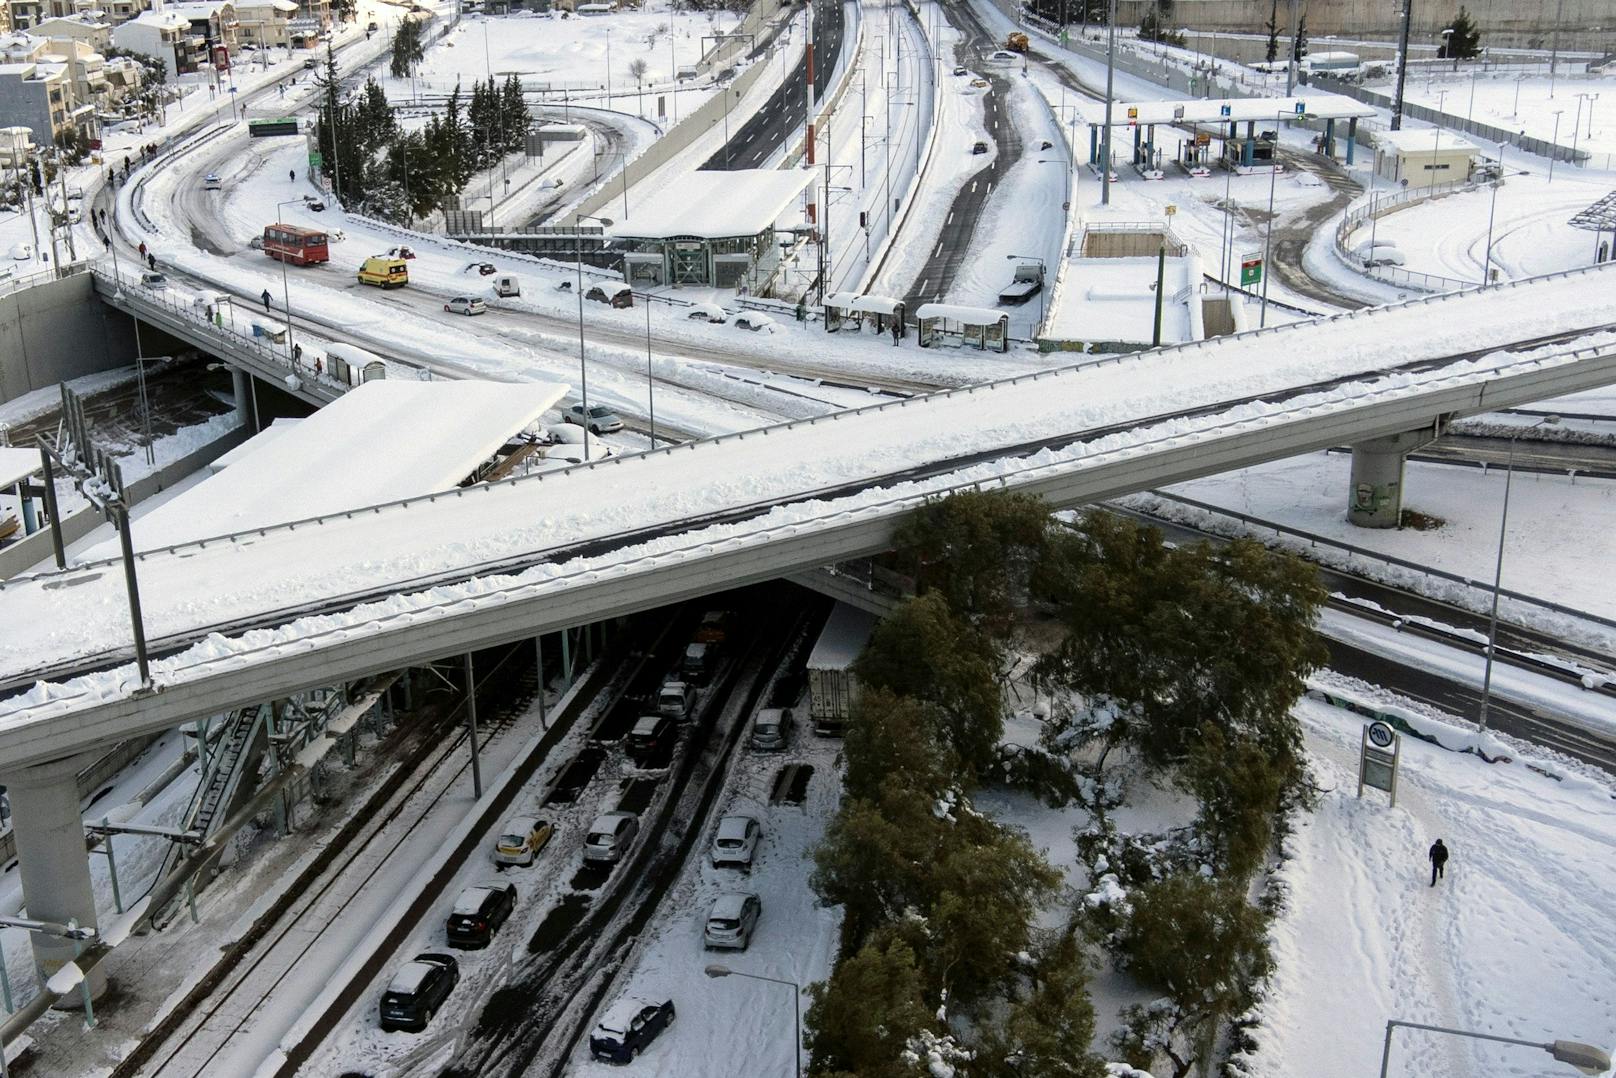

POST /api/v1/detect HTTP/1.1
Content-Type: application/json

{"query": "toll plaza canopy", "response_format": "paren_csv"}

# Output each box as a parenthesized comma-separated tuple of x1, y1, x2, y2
(95, 380, 566, 556)
(1073, 95, 1377, 126)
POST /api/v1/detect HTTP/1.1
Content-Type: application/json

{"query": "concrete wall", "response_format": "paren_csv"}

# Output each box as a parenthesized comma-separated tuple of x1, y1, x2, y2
(1112, 0, 1616, 50)
(0, 270, 139, 406)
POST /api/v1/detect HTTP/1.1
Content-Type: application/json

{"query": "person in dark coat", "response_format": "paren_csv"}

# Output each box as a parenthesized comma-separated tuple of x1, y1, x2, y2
(261, 288, 272, 311)
(1429, 839, 1449, 886)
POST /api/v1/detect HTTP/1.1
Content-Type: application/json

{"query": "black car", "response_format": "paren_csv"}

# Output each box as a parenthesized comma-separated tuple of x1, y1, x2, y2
(625, 714, 676, 765)
(379, 953, 459, 1032)
(548, 745, 606, 804)
(445, 881, 517, 949)
(590, 997, 676, 1063)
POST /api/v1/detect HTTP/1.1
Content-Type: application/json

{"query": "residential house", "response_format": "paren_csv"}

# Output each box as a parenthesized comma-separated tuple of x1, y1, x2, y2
(0, 38, 74, 145)
(34, 12, 112, 50)
(111, 7, 203, 77)
(165, 0, 237, 59)
(233, 0, 294, 48)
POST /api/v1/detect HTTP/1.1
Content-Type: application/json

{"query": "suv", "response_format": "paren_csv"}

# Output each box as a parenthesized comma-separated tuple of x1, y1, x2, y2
(564, 402, 624, 434)
(710, 814, 761, 870)
(704, 892, 761, 950)
(625, 714, 676, 765)
(378, 953, 459, 1032)
(658, 681, 696, 720)
(749, 707, 794, 751)
(446, 881, 517, 949)
(493, 816, 554, 867)
(681, 642, 711, 684)
(590, 997, 676, 1063)
(584, 811, 640, 864)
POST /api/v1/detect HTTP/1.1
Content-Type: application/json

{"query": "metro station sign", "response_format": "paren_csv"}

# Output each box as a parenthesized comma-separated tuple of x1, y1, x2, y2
(1240, 256, 1263, 286)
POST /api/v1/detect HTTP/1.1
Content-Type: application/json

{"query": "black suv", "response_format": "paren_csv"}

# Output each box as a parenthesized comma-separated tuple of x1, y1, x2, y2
(446, 881, 517, 949)
(590, 997, 676, 1063)
(379, 953, 459, 1032)
(626, 714, 677, 765)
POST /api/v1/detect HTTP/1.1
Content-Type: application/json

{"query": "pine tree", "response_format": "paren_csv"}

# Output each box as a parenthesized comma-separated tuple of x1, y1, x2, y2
(1292, 13, 1308, 61)
(389, 18, 424, 80)
(501, 74, 529, 154)
(804, 936, 937, 1076)
(1443, 6, 1482, 59)
(1264, 0, 1279, 62)
(976, 932, 1107, 1078)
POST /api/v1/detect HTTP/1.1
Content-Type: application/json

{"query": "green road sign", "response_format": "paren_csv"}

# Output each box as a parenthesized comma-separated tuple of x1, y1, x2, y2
(1240, 257, 1263, 286)
(308, 151, 323, 168)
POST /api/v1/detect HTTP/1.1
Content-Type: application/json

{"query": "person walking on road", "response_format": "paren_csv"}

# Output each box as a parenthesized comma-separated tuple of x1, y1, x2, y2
(1429, 838, 1449, 886)
(261, 288, 272, 312)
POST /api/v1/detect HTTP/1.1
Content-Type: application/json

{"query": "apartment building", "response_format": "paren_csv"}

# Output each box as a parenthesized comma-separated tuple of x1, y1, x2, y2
(111, 7, 203, 77)
(234, 0, 295, 48)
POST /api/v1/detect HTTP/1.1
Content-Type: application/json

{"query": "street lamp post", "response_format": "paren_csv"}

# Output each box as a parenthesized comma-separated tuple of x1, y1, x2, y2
(1550, 109, 1564, 181)
(1481, 141, 1504, 287)
(1477, 414, 1559, 730)
(706, 964, 801, 1078)
(1379, 1018, 1610, 1078)
(274, 198, 302, 362)
(1259, 110, 1285, 327)
(572, 213, 612, 462)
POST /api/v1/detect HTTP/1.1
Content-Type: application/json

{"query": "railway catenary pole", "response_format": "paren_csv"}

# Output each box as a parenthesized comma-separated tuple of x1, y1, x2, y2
(464, 652, 483, 799)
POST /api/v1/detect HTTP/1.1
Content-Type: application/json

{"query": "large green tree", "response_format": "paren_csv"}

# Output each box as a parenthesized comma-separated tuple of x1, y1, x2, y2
(976, 932, 1107, 1078)
(804, 935, 937, 1077)
(894, 490, 1051, 639)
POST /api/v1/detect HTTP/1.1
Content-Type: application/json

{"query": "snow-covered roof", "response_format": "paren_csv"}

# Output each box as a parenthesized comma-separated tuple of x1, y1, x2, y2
(0, 447, 42, 491)
(631, 714, 662, 735)
(206, 417, 299, 473)
(716, 814, 755, 839)
(708, 892, 755, 919)
(385, 960, 436, 995)
(608, 169, 814, 240)
(166, 1, 236, 19)
(452, 885, 501, 914)
(103, 380, 564, 555)
(807, 603, 877, 670)
(121, 10, 191, 29)
(823, 291, 861, 309)
(914, 302, 1007, 325)
(851, 294, 904, 316)
(1374, 127, 1478, 155)
(1078, 95, 1375, 127)
(233, 0, 298, 10)
(501, 816, 539, 834)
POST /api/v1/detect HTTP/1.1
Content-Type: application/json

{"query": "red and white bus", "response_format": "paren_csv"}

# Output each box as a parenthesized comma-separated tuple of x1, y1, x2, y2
(262, 224, 330, 266)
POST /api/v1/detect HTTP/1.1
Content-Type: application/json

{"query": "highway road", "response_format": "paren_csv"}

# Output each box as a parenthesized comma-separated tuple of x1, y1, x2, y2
(701, 0, 849, 170)
(899, 0, 1023, 312)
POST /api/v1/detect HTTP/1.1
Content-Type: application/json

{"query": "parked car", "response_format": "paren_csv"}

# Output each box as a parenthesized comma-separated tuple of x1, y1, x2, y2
(749, 707, 794, 751)
(626, 714, 677, 765)
(990, 49, 1017, 60)
(302, 194, 326, 211)
(493, 816, 554, 867)
(686, 302, 728, 323)
(446, 880, 517, 949)
(563, 402, 624, 434)
(555, 277, 576, 292)
(303, 56, 318, 69)
(971, 140, 990, 154)
(952, 64, 968, 75)
(733, 312, 776, 333)
(444, 296, 487, 316)
(681, 642, 711, 684)
(657, 680, 696, 721)
(970, 77, 990, 88)
(465, 261, 497, 275)
(710, 814, 761, 870)
(704, 892, 761, 950)
(585, 282, 634, 308)
(590, 997, 675, 1063)
(1363, 247, 1406, 268)
(248, 235, 265, 250)
(550, 745, 605, 802)
(387, 244, 417, 259)
(584, 810, 640, 863)
(693, 609, 735, 646)
(378, 953, 459, 1032)
(9, 242, 33, 261)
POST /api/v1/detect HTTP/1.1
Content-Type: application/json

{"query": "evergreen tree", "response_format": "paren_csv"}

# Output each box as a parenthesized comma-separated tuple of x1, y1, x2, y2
(1264, 0, 1279, 62)
(804, 935, 937, 1077)
(389, 17, 425, 81)
(501, 73, 530, 153)
(894, 490, 1050, 639)
(1442, 6, 1482, 59)
(976, 932, 1107, 1078)
(1292, 14, 1309, 62)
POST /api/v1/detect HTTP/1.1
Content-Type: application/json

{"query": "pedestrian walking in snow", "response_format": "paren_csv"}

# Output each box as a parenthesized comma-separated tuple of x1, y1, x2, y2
(261, 288, 272, 311)
(147, 252, 156, 271)
(138, 241, 146, 258)
(1429, 838, 1449, 887)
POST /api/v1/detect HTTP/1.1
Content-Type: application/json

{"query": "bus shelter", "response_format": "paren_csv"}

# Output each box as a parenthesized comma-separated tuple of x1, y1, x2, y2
(915, 303, 1009, 352)
(824, 293, 907, 339)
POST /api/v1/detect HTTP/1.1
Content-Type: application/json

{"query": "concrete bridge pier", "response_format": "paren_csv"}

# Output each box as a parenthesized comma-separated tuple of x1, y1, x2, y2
(232, 366, 258, 432)
(0, 754, 106, 1005)
(1348, 426, 1441, 527)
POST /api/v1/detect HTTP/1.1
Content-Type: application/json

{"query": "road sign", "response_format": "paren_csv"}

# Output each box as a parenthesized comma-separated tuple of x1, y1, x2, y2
(1220, 103, 1232, 117)
(1240, 255, 1262, 286)
(1358, 721, 1402, 806)
(1173, 105, 1185, 119)
(1127, 106, 1138, 119)
(1294, 100, 1306, 114)
(308, 150, 322, 168)
(1195, 131, 1211, 145)
(1165, 203, 1177, 216)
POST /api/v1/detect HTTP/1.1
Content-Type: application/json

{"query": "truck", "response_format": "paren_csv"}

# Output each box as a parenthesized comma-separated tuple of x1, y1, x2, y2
(997, 261, 1044, 305)
(806, 603, 878, 737)
(1006, 31, 1029, 52)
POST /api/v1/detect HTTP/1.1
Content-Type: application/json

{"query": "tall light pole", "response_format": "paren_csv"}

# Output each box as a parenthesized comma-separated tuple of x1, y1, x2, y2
(573, 213, 612, 462)
(706, 965, 801, 1078)
(274, 198, 302, 362)
(1477, 414, 1559, 730)
(1571, 91, 1592, 163)
(1259, 110, 1285, 327)
(1379, 1018, 1609, 1078)
(1101, 0, 1116, 204)
(1549, 109, 1564, 181)
(1429, 89, 1448, 182)
(1481, 141, 1503, 287)
(644, 296, 656, 447)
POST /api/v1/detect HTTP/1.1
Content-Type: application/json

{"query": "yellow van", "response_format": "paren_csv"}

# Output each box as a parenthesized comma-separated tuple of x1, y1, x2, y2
(357, 256, 409, 289)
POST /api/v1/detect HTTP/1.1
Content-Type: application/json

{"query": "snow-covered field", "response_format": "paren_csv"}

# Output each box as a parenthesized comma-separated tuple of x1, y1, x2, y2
(1376, 70, 1616, 158)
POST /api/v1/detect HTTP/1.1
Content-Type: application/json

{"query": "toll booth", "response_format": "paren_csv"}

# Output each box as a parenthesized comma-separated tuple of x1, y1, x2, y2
(915, 303, 1009, 352)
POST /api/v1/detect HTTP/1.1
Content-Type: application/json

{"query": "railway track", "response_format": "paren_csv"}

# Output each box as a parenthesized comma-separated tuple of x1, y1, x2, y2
(121, 645, 538, 1078)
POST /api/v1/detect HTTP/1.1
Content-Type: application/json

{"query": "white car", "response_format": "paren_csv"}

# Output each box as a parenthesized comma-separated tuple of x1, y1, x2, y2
(704, 892, 761, 950)
(140, 270, 169, 288)
(203, 172, 222, 190)
(733, 312, 776, 333)
(9, 242, 33, 261)
(710, 814, 760, 870)
(686, 302, 728, 323)
(584, 810, 640, 864)
(444, 296, 487, 316)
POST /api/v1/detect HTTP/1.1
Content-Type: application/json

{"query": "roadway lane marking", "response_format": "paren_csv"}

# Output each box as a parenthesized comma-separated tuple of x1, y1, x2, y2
(946, 211, 954, 225)
(934, 240, 943, 256)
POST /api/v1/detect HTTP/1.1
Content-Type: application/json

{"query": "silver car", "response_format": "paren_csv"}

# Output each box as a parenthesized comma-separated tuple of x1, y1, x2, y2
(703, 892, 761, 950)
(584, 810, 639, 864)
(564, 403, 624, 434)
(749, 708, 794, 752)
(710, 814, 760, 870)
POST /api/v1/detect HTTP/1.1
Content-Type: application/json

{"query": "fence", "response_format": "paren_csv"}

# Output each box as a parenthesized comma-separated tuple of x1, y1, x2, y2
(1332, 179, 1480, 293)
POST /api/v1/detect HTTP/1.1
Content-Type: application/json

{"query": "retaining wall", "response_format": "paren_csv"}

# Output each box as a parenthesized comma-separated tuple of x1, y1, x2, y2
(0, 270, 139, 407)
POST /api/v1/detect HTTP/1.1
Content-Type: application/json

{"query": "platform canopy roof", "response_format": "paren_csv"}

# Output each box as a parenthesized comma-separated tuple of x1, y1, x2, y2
(1076, 95, 1376, 128)
(0, 447, 41, 491)
(609, 169, 815, 240)
(97, 380, 566, 556)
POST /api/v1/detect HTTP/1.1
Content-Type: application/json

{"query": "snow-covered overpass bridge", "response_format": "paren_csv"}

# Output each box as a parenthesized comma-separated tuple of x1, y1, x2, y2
(4, 265, 1616, 772)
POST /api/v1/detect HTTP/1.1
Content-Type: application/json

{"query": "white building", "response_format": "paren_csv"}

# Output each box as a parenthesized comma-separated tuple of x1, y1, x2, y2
(1373, 128, 1478, 190)
(111, 8, 203, 77)
(233, 0, 295, 48)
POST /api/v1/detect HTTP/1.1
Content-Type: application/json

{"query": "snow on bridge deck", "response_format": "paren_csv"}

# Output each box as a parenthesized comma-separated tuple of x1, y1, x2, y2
(89, 380, 566, 557)
(1, 267, 1615, 745)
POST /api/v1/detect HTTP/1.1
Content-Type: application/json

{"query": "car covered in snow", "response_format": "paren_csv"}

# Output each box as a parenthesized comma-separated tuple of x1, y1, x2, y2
(493, 816, 554, 867)
(378, 953, 459, 1032)
(704, 892, 761, 950)
(658, 680, 696, 720)
(626, 713, 677, 765)
(732, 312, 776, 333)
(9, 242, 33, 261)
(710, 814, 761, 870)
(585, 281, 634, 308)
(749, 707, 795, 752)
(203, 172, 222, 190)
(589, 997, 675, 1063)
(446, 880, 517, 949)
(584, 810, 640, 864)
(140, 270, 169, 289)
(1356, 242, 1405, 268)
(686, 302, 728, 323)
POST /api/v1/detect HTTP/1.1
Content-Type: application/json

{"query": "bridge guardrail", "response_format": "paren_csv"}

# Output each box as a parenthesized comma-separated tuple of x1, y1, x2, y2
(1332, 179, 1482, 293)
